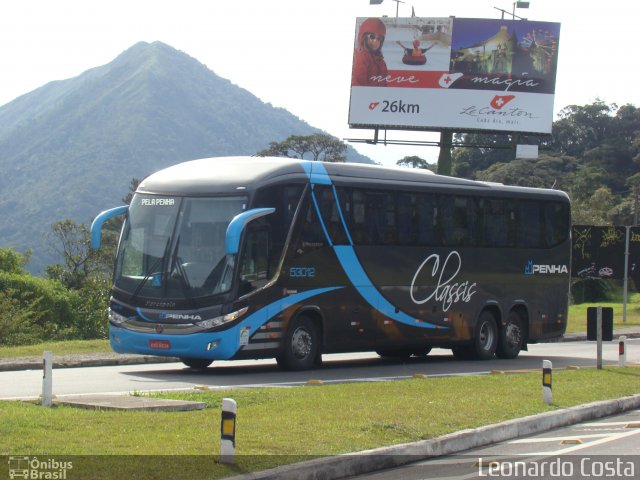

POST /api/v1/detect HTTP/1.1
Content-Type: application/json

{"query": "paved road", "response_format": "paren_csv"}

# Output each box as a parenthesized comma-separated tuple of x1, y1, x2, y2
(343, 409, 640, 479)
(1, 339, 637, 400)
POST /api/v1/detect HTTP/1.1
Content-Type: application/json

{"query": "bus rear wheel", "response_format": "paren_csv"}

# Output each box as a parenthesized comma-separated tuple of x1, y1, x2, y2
(180, 358, 213, 370)
(473, 311, 498, 360)
(276, 316, 320, 371)
(496, 311, 524, 359)
(453, 311, 498, 360)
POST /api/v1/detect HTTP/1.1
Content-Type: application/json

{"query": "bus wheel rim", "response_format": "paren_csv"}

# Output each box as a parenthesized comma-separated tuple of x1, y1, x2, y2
(505, 323, 521, 348)
(291, 328, 312, 359)
(479, 321, 494, 350)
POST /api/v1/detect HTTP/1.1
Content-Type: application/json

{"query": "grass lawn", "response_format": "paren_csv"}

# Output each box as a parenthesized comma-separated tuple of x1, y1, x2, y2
(0, 339, 111, 359)
(1, 367, 638, 479)
(566, 292, 640, 333)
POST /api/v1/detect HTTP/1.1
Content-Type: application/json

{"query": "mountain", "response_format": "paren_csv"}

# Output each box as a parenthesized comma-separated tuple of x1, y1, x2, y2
(0, 41, 372, 273)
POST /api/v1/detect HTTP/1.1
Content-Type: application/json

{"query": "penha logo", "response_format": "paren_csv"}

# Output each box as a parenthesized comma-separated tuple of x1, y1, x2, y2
(159, 312, 202, 321)
(525, 260, 568, 275)
(368, 101, 380, 110)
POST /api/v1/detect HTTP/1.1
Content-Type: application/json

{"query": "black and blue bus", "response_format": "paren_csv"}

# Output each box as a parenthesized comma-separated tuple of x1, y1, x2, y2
(91, 156, 571, 370)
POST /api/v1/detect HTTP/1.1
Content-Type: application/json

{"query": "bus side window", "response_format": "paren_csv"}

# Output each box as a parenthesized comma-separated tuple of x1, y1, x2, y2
(544, 202, 569, 247)
(294, 191, 327, 257)
(239, 226, 270, 295)
(517, 201, 543, 248)
(252, 184, 305, 273)
(415, 193, 436, 246)
(397, 193, 414, 245)
(481, 198, 510, 247)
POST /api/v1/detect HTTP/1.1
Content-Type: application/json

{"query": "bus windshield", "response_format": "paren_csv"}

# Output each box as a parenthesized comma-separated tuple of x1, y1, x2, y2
(114, 194, 247, 301)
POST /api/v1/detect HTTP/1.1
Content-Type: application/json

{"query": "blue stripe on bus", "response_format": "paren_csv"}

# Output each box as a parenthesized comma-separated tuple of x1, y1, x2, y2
(333, 246, 439, 329)
(310, 185, 333, 247)
(332, 185, 354, 246)
(237, 286, 343, 333)
(302, 161, 445, 331)
(114, 286, 344, 360)
(303, 161, 332, 185)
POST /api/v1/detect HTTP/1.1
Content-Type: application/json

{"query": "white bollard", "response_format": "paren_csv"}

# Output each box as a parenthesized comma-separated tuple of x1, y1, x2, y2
(542, 360, 552, 405)
(619, 335, 627, 368)
(42, 351, 53, 407)
(220, 398, 237, 463)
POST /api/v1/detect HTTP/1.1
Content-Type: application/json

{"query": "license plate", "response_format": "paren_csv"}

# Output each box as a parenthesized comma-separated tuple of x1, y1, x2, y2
(149, 339, 171, 350)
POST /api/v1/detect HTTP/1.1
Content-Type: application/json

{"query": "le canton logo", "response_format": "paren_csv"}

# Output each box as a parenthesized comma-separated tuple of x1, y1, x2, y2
(8, 457, 72, 479)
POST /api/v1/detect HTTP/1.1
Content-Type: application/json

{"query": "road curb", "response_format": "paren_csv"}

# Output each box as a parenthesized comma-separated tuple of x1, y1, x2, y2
(226, 394, 640, 480)
(0, 355, 179, 372)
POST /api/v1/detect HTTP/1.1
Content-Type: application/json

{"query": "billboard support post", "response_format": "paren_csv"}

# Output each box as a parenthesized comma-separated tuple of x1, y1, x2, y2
(623, 226, 630, 323)
(437, 130, 453, 176)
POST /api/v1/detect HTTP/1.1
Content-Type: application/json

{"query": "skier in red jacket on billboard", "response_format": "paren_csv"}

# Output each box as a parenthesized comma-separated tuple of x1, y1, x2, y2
(352, 18, 388, 87)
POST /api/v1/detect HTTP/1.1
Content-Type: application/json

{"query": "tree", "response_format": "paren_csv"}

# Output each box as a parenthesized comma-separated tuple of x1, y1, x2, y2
(396, 155, 435, 171)
(257, 133, 347, 162)
(547, 100, 617, 157)
(45, 220, 96, 289)
(44, 178, 137, 289)
(450, 132, 520, 178)
(476, 154, 577, 190)
(0, 247, 31, 275)
(571, 187, 617, 225)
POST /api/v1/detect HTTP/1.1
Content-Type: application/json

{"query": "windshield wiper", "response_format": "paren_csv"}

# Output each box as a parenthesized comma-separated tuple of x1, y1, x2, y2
(170, 236, 197, 309)
(129, 238, 170, 304)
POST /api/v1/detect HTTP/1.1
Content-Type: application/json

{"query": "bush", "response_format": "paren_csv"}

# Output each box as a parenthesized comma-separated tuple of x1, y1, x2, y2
(571, 278, 615, 303)
(0, 272, 81, 345)
(71, 276, 110, 339)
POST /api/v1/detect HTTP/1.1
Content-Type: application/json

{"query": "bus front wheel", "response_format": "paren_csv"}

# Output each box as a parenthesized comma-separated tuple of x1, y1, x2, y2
(276, 316, 320, 371)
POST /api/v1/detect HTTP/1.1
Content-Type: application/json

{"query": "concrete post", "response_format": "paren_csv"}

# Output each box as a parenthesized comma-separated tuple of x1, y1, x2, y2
(220, 398, 237, 463)
(619, 335, 627, 368)
(542, 360, 552, 405)
(42, 351, 53, 407)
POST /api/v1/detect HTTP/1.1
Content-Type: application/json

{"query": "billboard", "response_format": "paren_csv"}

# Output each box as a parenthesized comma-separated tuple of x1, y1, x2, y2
(572, 225, 640, 291)
(348, 17, 561, 134)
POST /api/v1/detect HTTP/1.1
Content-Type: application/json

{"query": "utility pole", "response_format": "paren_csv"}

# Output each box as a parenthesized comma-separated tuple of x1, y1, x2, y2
(634, 184, 639, 226)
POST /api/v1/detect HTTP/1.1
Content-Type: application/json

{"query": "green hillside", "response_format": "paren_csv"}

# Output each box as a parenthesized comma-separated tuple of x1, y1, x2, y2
(0, 42, 371, 273)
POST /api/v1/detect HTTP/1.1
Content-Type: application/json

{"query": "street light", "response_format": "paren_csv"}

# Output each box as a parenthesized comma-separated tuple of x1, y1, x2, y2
(494, 1, 530, 20)
(513, 1, 530, 19)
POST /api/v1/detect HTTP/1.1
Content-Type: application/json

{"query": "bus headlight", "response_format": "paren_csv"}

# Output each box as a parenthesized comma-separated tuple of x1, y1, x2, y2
(196, 307, 248, 329)
(108, 308, 128, 325)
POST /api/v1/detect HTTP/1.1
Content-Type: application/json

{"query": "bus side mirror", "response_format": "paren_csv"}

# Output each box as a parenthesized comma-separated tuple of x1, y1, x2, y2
(225, 208, 275, 256)
(90, 205, 128, 249)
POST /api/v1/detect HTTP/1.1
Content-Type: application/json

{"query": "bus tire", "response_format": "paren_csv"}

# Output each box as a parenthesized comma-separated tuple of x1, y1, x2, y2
(451, 345, 473, 360)
(471, 311, 498, 360)
(276, 315, 319, 371)
(180, 358, 213, 370)
(496, 310, 524, 359)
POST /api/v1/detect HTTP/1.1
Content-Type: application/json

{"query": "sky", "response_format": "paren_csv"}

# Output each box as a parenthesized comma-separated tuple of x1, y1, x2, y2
(1, 0, 638, 167)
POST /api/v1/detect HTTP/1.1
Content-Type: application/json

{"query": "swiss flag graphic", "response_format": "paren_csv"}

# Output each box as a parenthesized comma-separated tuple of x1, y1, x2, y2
(438, 72, 463, 88)
(490, 95, 516, 110)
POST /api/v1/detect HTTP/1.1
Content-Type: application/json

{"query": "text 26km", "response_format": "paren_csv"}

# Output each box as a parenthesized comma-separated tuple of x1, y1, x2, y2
(381, 100, 420, 114)
(289, 267, 316, 278)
